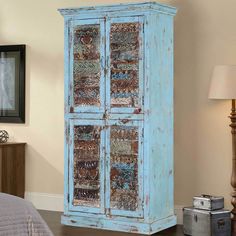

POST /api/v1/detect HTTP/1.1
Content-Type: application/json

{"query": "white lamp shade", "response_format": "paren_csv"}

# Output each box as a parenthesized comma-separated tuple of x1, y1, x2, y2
(208, 65, 236, 99)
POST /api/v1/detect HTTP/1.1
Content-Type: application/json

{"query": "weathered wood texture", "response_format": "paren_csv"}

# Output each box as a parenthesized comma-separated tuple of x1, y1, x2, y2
(0, 143, 26, 198)
(59, 2, 177, 235)
(146, 12, 175, 222)
(39, 210, 184, 236)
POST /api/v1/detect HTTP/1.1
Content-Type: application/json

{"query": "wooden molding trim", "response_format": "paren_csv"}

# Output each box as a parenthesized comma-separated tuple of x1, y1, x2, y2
(25, 192, 64, 212)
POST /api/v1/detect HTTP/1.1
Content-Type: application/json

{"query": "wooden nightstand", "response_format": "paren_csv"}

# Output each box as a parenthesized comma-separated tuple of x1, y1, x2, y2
(0, 142, 26, 198)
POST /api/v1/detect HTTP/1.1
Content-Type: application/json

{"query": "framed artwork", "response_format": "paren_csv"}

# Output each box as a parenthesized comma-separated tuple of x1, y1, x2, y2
(0, 45, 25, 123)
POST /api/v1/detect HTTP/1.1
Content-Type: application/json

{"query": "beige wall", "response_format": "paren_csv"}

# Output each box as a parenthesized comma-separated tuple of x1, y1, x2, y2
(0, 0, 235, 209)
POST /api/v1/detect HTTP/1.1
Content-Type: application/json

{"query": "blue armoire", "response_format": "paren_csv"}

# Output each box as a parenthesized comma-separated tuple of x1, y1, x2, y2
(59, 2, 177, 234)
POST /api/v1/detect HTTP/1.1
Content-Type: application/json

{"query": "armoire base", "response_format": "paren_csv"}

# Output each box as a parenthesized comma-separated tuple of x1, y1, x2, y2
(61, 214, 177, 235)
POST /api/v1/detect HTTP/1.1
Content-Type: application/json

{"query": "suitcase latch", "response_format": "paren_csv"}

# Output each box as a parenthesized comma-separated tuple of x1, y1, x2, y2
(217, 219, 225, 229)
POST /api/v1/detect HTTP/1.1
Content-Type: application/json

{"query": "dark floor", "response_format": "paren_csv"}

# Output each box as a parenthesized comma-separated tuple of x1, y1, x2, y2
(39, 210, 184, 236)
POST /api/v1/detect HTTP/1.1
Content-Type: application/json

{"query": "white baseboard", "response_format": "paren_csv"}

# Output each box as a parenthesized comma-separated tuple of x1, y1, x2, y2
(25, 192, 183, 224)
(174, 205, 183, 225)
(25, 192, 64, 212)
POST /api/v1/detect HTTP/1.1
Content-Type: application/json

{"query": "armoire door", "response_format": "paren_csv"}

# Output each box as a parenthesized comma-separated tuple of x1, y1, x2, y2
(106, 16, 144, 114)
(69, 18, 106, 113)
(68, 119, 105, 214)
(105, 120, 144, 218)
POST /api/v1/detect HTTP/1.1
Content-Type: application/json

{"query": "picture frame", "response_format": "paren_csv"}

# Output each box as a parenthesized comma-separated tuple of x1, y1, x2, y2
(0, 45, 25, 123)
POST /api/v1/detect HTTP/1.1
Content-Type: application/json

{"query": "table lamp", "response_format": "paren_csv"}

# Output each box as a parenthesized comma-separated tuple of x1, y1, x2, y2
(209, 65, 236, 234)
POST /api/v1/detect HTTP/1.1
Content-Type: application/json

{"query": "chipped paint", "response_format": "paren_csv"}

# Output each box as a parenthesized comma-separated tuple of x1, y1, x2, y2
(70, 106, 74, 113)
(129, 226, 139, 233)
(120, 119, 129, 124)
(134, 108, 142, 114)
(145, 195, 149, 206)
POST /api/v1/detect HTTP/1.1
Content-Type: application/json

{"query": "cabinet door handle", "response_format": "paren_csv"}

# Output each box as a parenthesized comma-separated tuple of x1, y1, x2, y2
(100, 57, 105, 70)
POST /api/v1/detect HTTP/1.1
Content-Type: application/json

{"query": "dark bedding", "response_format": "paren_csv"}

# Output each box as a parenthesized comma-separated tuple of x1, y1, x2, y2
(0, 193, 53, 236)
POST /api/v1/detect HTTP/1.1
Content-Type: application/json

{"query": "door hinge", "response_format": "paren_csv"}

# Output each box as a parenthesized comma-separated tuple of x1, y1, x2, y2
(142, 96, 144, 106)
(105, 208, 111, 216)
(68, 95, 71, 106)
(67, 193, 70, 203)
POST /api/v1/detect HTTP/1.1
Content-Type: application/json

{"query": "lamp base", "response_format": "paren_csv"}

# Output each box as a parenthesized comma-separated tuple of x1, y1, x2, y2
(232, 217, 236, 236)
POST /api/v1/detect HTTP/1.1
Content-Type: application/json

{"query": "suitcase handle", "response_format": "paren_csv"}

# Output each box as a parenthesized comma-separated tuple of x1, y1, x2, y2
(201, 194, 213, 199)
(217, 219, 225, 229)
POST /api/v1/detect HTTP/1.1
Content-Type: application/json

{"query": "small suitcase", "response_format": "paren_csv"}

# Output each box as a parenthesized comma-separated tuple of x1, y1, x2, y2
(193, 194, 224, 211)
(183, 207, 231, 236)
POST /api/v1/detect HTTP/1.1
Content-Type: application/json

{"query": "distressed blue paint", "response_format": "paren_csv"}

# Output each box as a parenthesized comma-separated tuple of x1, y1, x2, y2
(63, 18, 70, 216)
(69, 18, 106, 113)
(61, 214, 176, 235)
(65, 113, 143, 120)
(59, 2, 177, 235)
(145, 12, 175, 222)
(59, 2, 176, 18)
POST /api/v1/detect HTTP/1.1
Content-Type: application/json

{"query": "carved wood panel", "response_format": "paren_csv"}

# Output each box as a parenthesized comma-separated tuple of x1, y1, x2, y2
(110, 23, 140, 108)
(73, 25, 101, 107)
(110, 125, 139, 211)
(73, 125, 101, 207)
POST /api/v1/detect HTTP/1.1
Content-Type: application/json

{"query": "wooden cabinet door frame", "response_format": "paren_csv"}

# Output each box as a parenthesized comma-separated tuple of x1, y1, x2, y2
(66, 16, 145, 218)
(105, 16, 144, 115)
(68, 18, 106, 114)
(68, 119, 106, 214)
(105, 119, 144, 218)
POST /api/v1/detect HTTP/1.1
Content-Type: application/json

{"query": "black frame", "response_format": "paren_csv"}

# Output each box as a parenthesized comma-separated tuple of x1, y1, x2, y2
(0, 45, 25, 123)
